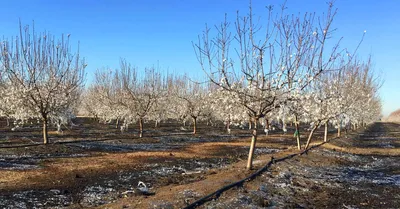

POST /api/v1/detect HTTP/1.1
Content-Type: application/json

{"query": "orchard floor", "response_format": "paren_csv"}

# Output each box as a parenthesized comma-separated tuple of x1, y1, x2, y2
(0, 119, 399, 208)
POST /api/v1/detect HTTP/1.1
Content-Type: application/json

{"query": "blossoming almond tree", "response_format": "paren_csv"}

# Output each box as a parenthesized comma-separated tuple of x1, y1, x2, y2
(209, 89, 247, 133)
(0, 23, 86, 144)
(301, 77, 338, 149)
(90, 68, 127, 129)
(301, 58, 382, 149)
(80, 86, 103, 120)
(172, 76, 212, 134)
(337, 58, 382, 131)
(0, 80, 15, 126)
(194, 1, 342, 169)
(119, 61, 166, 137)
(89, 62, 167, 137)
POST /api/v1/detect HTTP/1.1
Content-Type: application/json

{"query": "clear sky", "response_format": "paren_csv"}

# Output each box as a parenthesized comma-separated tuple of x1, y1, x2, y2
(1, 0, 399, 116)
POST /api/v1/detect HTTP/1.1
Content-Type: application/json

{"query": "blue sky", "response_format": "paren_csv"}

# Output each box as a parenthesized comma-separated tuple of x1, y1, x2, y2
(1, 0, 399, 116)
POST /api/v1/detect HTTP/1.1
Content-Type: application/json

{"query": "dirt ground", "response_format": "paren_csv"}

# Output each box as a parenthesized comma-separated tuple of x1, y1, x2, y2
(200, 123, 400, 209)
(0, 119, 399, 208)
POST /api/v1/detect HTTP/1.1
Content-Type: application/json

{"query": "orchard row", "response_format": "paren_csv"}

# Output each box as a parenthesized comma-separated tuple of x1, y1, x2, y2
(0, 1, 381, 169)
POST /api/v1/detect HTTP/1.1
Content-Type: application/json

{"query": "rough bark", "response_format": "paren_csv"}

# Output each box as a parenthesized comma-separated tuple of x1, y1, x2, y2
(264, 118, 269, 136)
(43, 118, 49, 144)
(115, 118, 120, 129)
(282, 123, 287, 134)
(246, 123, 258, 170)
(248, 118, 252, 130)
(139, 118, 143, 138)
(57, 122, 62, 134)
(226, 119, 231, 134)
(305, 121, 320, 149)
(324, 120, 328, 142)
(294, 115, 301, 150)
(193, 117, 197, 134)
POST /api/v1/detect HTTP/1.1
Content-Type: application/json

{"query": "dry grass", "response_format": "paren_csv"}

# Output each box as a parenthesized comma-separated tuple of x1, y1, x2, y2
(322, 143, 400, 156)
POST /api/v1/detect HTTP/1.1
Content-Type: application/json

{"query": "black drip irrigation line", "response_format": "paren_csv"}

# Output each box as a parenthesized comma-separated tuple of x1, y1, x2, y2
(183, 140, 330, 209)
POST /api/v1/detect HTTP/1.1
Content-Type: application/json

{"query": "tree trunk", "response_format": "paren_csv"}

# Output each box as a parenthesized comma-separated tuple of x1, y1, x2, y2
(226, 119, 231, 134)
(57, 121, 62, 134)
(337, 123, 341, 137)
(192, 117, 197, 134)
(43, 118, 49, 144)
(115, 118, 119, 129)
(282, 123, 287, 134)
(264, 118, 269, 136)
(294, 115, 301, 150)
(324, 120, 328, 142)
(139, 118, 143, 138)
(155, 120, 158, 128)
(305, 122, 319, 150)
(6, 118, 10, 127)
(246, 125, 257, 170)
(248, 118, 252, 130)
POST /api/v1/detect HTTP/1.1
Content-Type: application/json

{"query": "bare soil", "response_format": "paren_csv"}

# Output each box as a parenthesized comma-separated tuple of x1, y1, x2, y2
(0, 119, 399, 208)
(201, 123, 400, 209)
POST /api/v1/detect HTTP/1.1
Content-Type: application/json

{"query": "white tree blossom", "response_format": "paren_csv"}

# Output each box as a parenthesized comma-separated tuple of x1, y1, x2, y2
(194, 1, 344, 169)
(0, 23, 86, 144)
